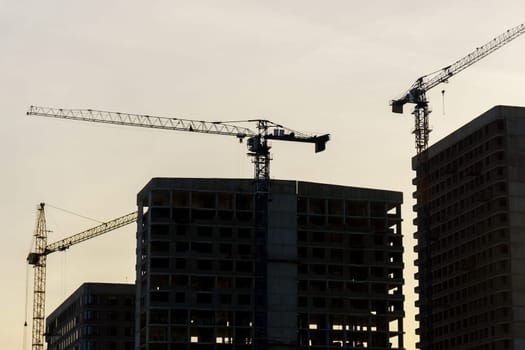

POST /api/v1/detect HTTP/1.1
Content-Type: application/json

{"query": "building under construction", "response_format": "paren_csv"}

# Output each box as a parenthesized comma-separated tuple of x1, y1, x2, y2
(46, 283, 135, 350)
(135, 178, 404, 350)
(413, 106, 525, 350)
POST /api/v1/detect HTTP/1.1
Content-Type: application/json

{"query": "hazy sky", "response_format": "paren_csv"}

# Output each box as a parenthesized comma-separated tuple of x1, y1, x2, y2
(2, 1, 524, 349)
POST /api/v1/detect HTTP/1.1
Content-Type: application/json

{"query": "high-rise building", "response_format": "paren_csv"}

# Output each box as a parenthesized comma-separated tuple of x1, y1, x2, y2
(46, 282, 135, 350)
(413, 105, 525, 350)
(136, 178, 404, 350)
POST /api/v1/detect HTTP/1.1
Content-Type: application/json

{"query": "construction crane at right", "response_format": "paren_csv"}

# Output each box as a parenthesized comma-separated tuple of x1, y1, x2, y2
(391, 23, 524, 350)
(391, 23, 525, 154)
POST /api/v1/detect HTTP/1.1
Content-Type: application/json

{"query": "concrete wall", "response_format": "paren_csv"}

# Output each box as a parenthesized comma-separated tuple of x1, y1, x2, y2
(267, 186, 298, 348)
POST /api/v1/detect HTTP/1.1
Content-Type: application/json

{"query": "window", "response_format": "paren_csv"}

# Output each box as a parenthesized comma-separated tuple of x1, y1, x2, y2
(83, 295, 98, 305)
(197, 260, 213, 270)
(238, 295, 251, 305)
(236, 261, 253, 273)
(196, 293, 213, 304)
(175, 292, 185, 303)
(150, 292, 169, 303)
(220, 294, 232, 304)
(150, 258, 169, 269)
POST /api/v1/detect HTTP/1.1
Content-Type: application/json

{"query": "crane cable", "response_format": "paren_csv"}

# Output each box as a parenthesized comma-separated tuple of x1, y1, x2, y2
(24, 215, 37, 350)
(45, 203, 104, 224)
(23, 264, 30, 350)
(23, 203, 100, 349)
(442, 90, 446, 115)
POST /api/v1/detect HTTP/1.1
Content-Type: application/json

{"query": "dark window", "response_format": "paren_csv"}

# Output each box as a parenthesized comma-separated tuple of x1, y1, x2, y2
(219, 227, 233, 238)
(238, 244, 251, 255)
(197, 226, 213, 237)
(192, 242, 213, 254)
(219, 294, 232, 304)
(236, 278, 252, 288)
(196, 293, 213, 304)
(150, 292, 169, 303)
(197, 260, 213, 270)
(219, 260, 233, 271)
(176, 242, 189, 252)
(175, 292, 185, 303)
(238, 228, 252, 239)
(238, 295, 251, 305)
(236, 261, 253, 273)
(150, 258, 169, 269)
(175, 258, 186, 269)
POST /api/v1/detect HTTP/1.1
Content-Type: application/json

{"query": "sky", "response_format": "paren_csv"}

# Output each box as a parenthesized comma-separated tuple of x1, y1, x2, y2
(2, 1, 524, 349)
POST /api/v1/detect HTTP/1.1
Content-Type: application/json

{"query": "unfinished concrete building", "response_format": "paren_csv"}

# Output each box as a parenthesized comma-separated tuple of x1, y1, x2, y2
(46, 282, 135, 350)
(413, 106, 525, 350)
(135, 178, 404, 350)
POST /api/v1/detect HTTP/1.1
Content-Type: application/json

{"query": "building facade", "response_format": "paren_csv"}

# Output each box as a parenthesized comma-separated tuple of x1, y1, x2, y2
(136, 178, 404, 350)
(46, 282, 135, 350)
(413, 106, 525, 350)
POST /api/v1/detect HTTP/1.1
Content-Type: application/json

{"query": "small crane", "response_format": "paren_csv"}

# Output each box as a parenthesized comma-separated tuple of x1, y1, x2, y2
(27, 106, 330, 350)
(391, 23, 524, 154)
(26, 203, 137, 350)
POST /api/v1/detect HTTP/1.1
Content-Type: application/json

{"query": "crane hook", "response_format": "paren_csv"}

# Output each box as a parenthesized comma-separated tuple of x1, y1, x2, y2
(441, 90, 446, 115)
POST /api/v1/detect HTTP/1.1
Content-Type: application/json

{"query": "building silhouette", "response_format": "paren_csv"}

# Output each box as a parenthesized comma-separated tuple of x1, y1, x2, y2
(136, 178, 404, 350)
(413, 106, 525, 350)
(46, 282, 135, 350)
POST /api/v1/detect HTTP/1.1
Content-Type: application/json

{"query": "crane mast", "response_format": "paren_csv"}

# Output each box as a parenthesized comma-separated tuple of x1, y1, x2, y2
(28, 106, 329, 350)
(27, 204, 138, 350)
(28, 204, 47, 350)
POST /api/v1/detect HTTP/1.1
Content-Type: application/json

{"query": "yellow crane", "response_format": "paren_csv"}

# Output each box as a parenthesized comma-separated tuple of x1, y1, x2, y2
(26, 203, 137, 350)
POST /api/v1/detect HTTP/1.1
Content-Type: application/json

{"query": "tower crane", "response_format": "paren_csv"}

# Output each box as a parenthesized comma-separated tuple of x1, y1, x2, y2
(27, 203, 137, 350)
(391, 22, 525, 154)
(27, 106, 330, 350)
(391, 23, 524, 350)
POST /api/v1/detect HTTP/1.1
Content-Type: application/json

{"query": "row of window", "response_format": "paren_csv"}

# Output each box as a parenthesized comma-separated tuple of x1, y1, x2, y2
(81, 325, 133, 337)
(150, 225, 253, 240)
(430, 226, 507, 257)
(298, 263, 402, 279)
(431, 136, 504, 179)
(150, 190, 253, 210)
(146, 309, 251, 327)
(297, 197, 399, 218)
(432, 292, 510, 325)
(149, 257, 253, 273)
(433, 325, 511, 349)
(299, 248, 402, 265)
(82, 310, 134, 322)
(433, 306, 510, 332)
(149, 208, 254, 223)
(426, 174, 506, 215)
(428, 152, 505, 197)
(82, 294, 134, 306)
(297, 297, 402, 312)
(150, 275, 252, 290)
(430, 242, 509, 282)
(150, 291, 252, 306)
(148, 190, 400, 220)
(423, 120, 505, 172)
(298, 230, 401, 245)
